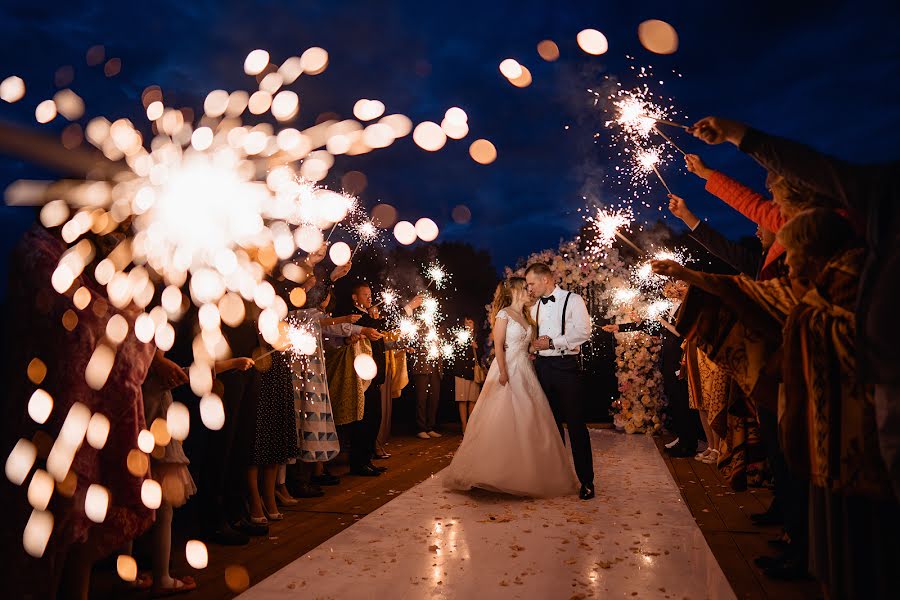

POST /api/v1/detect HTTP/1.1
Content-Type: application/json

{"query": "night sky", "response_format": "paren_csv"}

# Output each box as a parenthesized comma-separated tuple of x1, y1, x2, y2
(2, 1, 899, 295)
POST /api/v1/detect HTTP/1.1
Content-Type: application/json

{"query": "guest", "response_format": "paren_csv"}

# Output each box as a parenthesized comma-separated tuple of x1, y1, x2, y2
(689, 115, 900, 502)
(3, 223, 156, 599)
(411, 342, 443, 440)
(453, 317, 483, 434)
(671, 190, 793, 538)
(347, 283, 389, 475)
(376, 328, 410, 458)
(654, 208, 899, 593)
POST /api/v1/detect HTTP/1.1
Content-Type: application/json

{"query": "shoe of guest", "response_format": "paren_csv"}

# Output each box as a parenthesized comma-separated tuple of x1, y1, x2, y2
(262, 506, 284, 521)
(311, 473, 341, 486)
(275, 490, 299, 506)
(292, 483, 326, 498)
(231, 518, 269, 537)
(664, 437, 680, 449)
(751, 508, 784, 526)
(763, 559, 811, 581)
(427, 431, 442, 438)
(367, 462, 387, 473)
(767, 537, 790, 551)
(694, 448, 711, 461)
(350, 464, 381, 477)
(373, 452, 391, 459)
(206, 523, 251, 546)
(754, 554, 789, 570)
(701, 450, 720, 464)
(417, 431, 431, 440)
(667, 444, 698, 458)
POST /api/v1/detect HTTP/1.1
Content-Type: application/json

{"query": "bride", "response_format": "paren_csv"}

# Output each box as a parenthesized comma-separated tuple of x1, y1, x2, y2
(443, 277, 579, 497)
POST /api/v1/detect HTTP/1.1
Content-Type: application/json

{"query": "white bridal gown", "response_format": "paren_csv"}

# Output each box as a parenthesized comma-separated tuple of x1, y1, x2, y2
(443, 309, 580, 497)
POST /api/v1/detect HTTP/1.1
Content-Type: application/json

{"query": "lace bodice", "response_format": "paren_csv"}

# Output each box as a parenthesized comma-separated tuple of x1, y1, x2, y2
(496, 309, 532, 356)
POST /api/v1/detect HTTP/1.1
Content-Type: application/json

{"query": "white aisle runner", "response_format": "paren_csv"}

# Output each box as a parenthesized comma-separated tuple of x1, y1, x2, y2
(240, 430, 736, 600)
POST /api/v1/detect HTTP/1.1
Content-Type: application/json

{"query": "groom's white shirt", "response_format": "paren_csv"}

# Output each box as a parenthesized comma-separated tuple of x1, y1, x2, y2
(530, 286, 592, 357)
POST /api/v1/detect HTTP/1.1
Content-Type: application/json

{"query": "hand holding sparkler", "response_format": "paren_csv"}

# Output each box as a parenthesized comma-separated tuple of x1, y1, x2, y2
(667, 194, 700, 229)
(650, 259, 687, 279)
(424, 263, 448, 290)
(684, 154, 714, 180)
(330, 261, 352, 281)
(361, 326, 383, 341)
(688, 116, 748, 147)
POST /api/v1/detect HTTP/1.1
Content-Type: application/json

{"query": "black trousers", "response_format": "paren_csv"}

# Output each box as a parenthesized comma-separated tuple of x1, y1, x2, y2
(534, 356, 594, 486)
(184, 320, 259, 531)
(667, 377, 701, 450)
(413, 372, 441, 433)
(758, 406, 788, 513)
(350, 384, 382, 468)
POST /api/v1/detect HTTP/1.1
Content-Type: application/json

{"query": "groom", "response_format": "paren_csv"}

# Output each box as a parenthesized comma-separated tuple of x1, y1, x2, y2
(525, 263, 596, 500)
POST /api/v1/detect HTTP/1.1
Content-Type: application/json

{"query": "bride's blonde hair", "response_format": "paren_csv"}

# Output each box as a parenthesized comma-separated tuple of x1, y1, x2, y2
(490, 277, 536, 333)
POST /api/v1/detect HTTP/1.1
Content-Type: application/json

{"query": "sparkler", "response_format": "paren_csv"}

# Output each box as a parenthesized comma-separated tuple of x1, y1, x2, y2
(351, 219, 379, 258)
(256, 321, 318, 360)
(635, 148, 672, 195)
(652, 126, 686, 156)
(584, 206, 644, 255)
(424, 262, 448, 290)
(1, 44, 468, 558)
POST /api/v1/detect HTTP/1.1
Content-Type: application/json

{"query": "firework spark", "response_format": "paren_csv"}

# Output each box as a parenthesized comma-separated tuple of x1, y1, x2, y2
(424, 262, 448, 290)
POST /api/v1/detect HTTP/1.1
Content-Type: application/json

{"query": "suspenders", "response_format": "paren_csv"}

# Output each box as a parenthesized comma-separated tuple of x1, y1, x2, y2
(536, 291, 573, 340)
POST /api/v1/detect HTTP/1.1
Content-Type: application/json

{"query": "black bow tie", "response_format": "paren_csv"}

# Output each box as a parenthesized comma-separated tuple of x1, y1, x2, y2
(540, 296, 556, 305)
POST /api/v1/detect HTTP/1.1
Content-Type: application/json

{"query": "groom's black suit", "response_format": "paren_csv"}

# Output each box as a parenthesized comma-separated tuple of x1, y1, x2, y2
(532, 287, 594, 488)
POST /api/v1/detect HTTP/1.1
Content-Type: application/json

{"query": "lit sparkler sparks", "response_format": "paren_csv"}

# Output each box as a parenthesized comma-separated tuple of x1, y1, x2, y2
(424, 262, 449, 290)
(350, 218, 381, 257)
(631, 247, 691, 292)
(585, 206, 636, 253)
(635, 147, 672, 194)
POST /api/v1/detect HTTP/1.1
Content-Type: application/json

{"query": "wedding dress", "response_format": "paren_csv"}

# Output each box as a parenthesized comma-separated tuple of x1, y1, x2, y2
(443, 309, 580, 497)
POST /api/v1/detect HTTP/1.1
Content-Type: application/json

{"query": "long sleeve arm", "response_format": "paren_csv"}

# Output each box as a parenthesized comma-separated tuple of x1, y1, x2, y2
(690, 221, 761, 276)
(739, 128, 898, 217)
(705, 171, 785, 233)
(551, 294, 591, 352)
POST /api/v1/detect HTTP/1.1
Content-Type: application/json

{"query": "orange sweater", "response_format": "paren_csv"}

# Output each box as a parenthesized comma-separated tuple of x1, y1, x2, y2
(705, 171, 786, 271)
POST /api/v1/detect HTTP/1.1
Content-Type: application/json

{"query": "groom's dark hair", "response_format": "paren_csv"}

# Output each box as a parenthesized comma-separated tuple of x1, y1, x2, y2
(524, 263, 552, 277)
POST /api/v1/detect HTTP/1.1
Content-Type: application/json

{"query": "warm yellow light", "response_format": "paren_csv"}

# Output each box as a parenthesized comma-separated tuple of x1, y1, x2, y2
(577, 29, 609, 55)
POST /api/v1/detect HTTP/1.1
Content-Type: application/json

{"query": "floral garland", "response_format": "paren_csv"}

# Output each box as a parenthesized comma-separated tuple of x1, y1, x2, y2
(506, 239, 666, 434)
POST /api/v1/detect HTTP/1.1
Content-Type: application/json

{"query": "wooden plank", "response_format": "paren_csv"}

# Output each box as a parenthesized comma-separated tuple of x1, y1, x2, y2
(655, 435, 821, 600)
(89, 430, 463, 600)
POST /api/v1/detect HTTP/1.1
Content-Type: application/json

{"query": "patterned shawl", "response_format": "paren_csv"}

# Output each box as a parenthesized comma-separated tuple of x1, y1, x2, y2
(324, 339, 371, 426)
(781, 248, 891, 497)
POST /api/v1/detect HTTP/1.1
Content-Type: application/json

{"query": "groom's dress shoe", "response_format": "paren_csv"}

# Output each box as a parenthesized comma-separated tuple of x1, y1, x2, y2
(579, 484, 595, 500)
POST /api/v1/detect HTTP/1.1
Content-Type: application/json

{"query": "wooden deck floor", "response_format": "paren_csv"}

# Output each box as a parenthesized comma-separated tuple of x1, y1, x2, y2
(91, 429, 463, 600)
(655, 436, 821, 600)
(90, 428, 821, 599)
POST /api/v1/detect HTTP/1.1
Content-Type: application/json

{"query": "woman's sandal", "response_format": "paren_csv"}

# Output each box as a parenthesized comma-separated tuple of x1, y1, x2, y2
(152, 575, 197, 597)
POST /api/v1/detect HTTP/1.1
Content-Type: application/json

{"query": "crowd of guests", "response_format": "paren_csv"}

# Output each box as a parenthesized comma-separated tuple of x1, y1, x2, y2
(642, 116, 899, 598)
(1, 218, 488, 598)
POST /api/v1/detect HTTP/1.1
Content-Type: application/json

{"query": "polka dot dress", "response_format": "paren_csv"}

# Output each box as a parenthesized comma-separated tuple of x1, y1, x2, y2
(252, 351, 300, 465)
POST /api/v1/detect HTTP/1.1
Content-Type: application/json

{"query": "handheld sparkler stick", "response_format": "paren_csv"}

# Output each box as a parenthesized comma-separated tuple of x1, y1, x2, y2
(653, 126, 687, 156)
(650, 164, 673, 195)
(648, 116, 690, 130)
(614, 231, 646, 255)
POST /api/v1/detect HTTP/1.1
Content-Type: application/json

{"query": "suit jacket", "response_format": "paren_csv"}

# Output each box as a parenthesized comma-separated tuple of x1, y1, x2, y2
(689, 221, 762, 277)
(353, 306, 387, 386)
